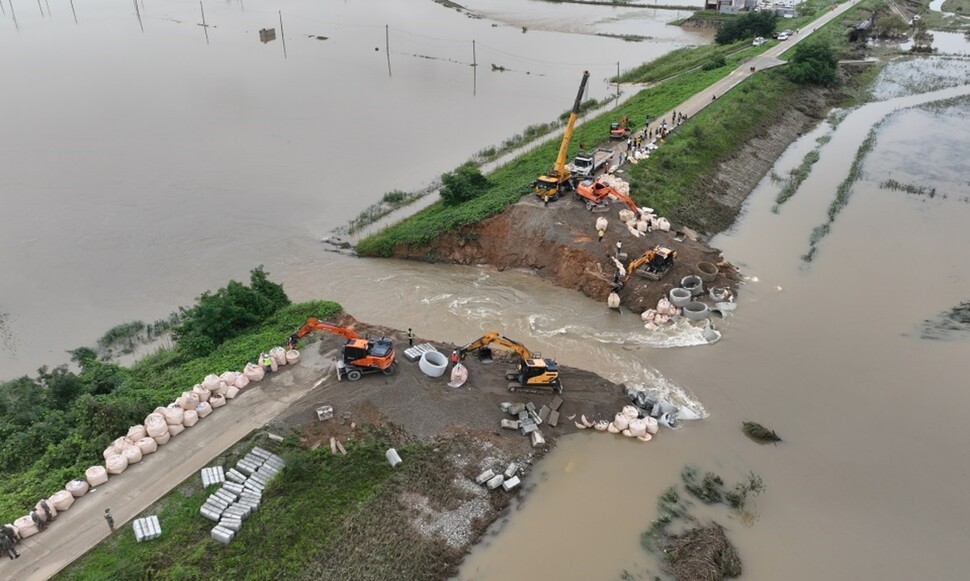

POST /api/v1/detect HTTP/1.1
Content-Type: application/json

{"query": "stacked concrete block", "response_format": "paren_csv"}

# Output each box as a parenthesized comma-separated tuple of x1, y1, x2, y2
(200, 466, 225, 488)
(475, 469, 495, 485)
(502, 476, 521, 492)
(205, 447, 283, 544)
(403, 343, 437, 362)
(211, 525, 235, 545)
(132, 515, 161, 542)
(485, 474, 505, 490)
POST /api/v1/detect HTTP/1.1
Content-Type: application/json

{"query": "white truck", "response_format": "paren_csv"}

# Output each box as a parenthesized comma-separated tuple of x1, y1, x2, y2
(566, 147, 614, 178)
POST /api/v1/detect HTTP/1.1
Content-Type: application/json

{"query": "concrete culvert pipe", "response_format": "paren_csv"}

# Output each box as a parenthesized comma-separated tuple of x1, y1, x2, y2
(419, 351, 448, 378)
(682, 301, 710, 320)
(669, 288, 692, 307)
(681, 275, 704, 296)
(696, 261, 718, 282)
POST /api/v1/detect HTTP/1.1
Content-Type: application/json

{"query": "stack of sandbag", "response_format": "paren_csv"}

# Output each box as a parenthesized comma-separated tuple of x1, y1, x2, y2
(49, 490, 75, 512)
(193, 383, 211, 402)
(600, 174, 630, 195)
(136, 436, 158, 455)
(220, 371, 240, 387)
(233, 372, 251, 389)
(66, 478, 89, 498)
(618, 209, 636, 223)
(202, 374, 223, 393)
(269, 346, 287, 367)
(183, 409, 199, 427)
(210, 393, 227, 409)
(243, 362, 265, 382)
(607, 406, 639, 433)
(85, 465, 109, 486)
(196, 401, 213, 418)
(144, 412, 170, 445)
(123, 445, 143, 465)
(642, 297, 682, 329)
(127, 424, 147, 441)
(106, 453, 129, 475)
(14, 515, 39, 539)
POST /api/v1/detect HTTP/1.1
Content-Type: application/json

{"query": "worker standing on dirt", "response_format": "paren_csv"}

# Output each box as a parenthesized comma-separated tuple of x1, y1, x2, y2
(407, 328, 415, 347)
(615, 241, 622, 256)
(104, 508, 115, 531)
(1, 524, 18, 545)
(450, 351, 459, 367)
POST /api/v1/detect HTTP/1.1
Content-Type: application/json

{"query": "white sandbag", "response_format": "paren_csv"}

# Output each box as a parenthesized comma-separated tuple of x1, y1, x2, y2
(66, 478, 89, 498)
(607, 292, 621, 309)
(179, 391, 200, 411)
(644, 322, 657, 331)
(270, 346, 287, 366)
(153, 406, 168, 416)
(127, 425, 147, 441)
(112, 436, 132, 454)
(220, 371, 240, 386)
(164, 405, 185, 425)
(153, 430, 171, 446)
(202, 374, 222, 391)
(657, 217, 671, 232)
(225, 385, 239, 400)
(607, 423, 621, 434)
(618, 209, 635, 223)
(622, 405, 640, 419)
(196, 401, 213, 418)
(657, 298, 675, 316)
(613, 412, 631, 432)
(244, 362, 265, 382)
(86, 465, 109, 486)
(145, 413, 168, 438)
(136, 437, 158, 455)
(641, 309, 657, 322)
(106, 454, 129, 475)
(210, 394, 226, 408)
(183, 409, 199, 427)
(644, 415, 660, 435)
(595, 217, 608, 232)
(123, 446, 143, 464)
(636, 220, 648, 232)
(50, 490, 75, 512)
(193, 384, 211, 402)
(167, 422, 185, 437)
(14, 516, 39, 539)
(233, 373, 250, 389)
(286, 349, 300, 365)
(627, 418, 648, 438)
(103, 446, 119, 461)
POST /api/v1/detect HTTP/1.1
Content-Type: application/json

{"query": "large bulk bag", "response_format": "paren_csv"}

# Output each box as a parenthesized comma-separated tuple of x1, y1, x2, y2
(622, 405, 639, 419)
(657, 217, 671, 232)
(220, 371, 240, 386)
(136, 437, 158, 455)
(14, 516, 39, 539)
(66, 478, 90, 498)
(270, 346, 288, 366)
(167, 422, 185, 437)
(50, 490, 75, 512)
(86, 465, 109, 486)
(179, 391, 200, 411)
(626, 418, 648, 438)
(618, 209, 635, 223)
(153, 406, 168, 416)
(595, 217, 608, 232)
(636, 220, 648, 232)
(123, 446, 143, 464)
(613, 412, 631, 432)
(183, 409, 199, 427)
(210, 394, 226, 409)
(225, 385, 239, 400)
(164, 405, 185, 426)
(214, 380, 229, 396)
(106, 454, 129, 475)
(202, 374, 222, 392)
(244, 362, 265, 382)
(36, 500, 57, 520)
(127, 425, 147, 441)
(103, 446, 119, 461)
(145, 413, 168, 438)
(196, 401, 213, 418)
(192, 384, 211, 402)
(607, 293, 620, 309)
(153, 430, 171, 446)
(285, 349, 300, 365)
(644, 415, 660, 435)
(233, 373, 250, 389)
(112, 437, 132, 454)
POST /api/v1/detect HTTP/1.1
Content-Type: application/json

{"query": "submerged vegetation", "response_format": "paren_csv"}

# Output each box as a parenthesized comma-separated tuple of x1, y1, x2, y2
(0, 268, 340, 524)
(774, 149, 822, 211)
(742, 421, 783, 443)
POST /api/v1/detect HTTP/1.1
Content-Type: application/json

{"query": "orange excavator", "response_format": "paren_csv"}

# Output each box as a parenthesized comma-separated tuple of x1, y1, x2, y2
(610, 115, 630, 140)
(576, 178, 645, 217)
(288, 317, 397, 381)
(458, 332, 562, 393)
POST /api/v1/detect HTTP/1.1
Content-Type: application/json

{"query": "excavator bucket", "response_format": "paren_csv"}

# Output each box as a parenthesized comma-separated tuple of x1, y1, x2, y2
(477, 347, 495, 364)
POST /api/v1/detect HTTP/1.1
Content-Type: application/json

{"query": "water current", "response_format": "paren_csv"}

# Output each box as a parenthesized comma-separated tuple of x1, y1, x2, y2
(3, 1, 970, 580)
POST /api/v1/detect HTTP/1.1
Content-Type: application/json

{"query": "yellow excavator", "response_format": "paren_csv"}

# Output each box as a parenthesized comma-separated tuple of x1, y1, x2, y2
(458, 332, 562, 393)
(625, 245, 677, 283)
(532, 70, 590, 204)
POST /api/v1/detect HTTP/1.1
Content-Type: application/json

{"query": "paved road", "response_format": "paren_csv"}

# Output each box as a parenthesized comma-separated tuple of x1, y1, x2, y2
(1, 350, 334, 580)
(642, 0, 863, 139)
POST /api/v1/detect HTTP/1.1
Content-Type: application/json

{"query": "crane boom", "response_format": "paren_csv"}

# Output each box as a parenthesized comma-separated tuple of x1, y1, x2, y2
(533, 70, 590, 201)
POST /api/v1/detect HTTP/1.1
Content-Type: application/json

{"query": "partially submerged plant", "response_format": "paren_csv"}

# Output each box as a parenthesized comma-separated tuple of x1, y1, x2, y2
(742, 421, 782, 443)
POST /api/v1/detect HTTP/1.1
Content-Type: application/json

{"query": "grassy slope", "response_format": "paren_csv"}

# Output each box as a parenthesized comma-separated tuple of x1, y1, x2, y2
(0, 301, 341, 524)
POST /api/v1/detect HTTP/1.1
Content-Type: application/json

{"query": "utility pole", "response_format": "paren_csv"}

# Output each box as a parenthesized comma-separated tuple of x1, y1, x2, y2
(70, 0, 78, 24)
(200, 2, 209, 45)
(385, 24, 392, 77)
(279, 10, 287, 59)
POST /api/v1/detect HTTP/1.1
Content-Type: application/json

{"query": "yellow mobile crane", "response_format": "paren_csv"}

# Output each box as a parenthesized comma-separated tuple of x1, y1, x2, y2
(532, 70, 590, 204)
(458, 332, 562, 393)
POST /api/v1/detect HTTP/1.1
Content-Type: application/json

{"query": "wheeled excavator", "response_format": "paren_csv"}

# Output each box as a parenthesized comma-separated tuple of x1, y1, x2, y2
(458, 332, 562, 393)
(610, 115, 630, 140)
(625, 245, 677, 282)
(288, 317, 397, 381)
(532, 70, 590, 204)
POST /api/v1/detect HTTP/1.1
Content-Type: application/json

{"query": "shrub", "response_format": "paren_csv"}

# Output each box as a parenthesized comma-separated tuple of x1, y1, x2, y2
(703, 54, 727, 70)
(786, 41, 838, 86)
(715, 10, 778, 44)
(440, 163, 491, 206)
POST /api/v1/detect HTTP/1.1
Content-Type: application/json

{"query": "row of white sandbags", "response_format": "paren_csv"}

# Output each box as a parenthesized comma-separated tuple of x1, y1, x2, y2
(573, 406, 661, 442)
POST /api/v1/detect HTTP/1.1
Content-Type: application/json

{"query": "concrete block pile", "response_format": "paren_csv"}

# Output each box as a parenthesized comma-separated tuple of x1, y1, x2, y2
(499, 396, 563, 447)
(475, 461, 522, 493)
(199, 447, 285, 545)
(132, 515, 161, 542)
(402, 343, 437, 362)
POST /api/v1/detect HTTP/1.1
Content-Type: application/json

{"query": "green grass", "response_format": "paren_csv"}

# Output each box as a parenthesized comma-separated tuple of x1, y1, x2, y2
(616, 39, 761, 84)
(774, 149, 822, 211)
(0, 300, 341, 524)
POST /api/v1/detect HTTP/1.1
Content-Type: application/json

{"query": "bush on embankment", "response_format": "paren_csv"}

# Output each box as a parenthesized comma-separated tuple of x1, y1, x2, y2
(0, 267, 340, 524)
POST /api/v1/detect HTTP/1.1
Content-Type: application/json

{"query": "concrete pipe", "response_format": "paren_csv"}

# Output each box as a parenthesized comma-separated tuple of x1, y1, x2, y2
(696, 261, 718, 282)
(419, 351, 448, 378)
(682, 301, 710, 321)
(681, 275, 704, 296)
(669, 287, 692, 307)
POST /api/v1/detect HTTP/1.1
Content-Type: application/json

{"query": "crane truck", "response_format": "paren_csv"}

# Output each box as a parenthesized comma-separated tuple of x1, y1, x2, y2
(458, 332, 562, 393)
(533, 70, 590, 203)
(288, 317, 397, 381)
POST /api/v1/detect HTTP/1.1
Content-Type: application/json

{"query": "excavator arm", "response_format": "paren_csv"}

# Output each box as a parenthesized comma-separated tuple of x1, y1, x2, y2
(288, 317, 359, 348)
(458, 332, 535, 362)
(624, 245, 677, 283)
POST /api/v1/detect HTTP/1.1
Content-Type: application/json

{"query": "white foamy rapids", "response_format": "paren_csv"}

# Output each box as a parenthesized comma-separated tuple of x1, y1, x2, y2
(447, 296, 503, 324)
(612, 358, 709, 421)
(598, 320, 711, 348)
(420, 293, 453, 305)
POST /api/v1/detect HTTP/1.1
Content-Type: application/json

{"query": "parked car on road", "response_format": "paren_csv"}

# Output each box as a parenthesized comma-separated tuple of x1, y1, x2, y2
(753, 36, 766, 46)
